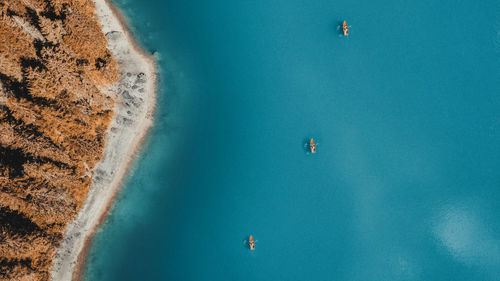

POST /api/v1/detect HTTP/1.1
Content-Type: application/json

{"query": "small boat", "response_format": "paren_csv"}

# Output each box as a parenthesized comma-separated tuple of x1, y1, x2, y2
(249, 235, 255, 250)
(343, 21, 349, 36)
(310, 138, 316, 153)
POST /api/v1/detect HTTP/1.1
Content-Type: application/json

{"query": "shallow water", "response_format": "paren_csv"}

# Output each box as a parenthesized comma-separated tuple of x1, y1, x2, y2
(84, 0, 500, 280)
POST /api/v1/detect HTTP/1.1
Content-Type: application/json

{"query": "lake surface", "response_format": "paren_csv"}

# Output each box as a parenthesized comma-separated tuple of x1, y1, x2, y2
(84, 0, 500, 280)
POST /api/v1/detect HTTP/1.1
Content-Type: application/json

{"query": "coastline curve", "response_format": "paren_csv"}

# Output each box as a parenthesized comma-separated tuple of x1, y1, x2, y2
(49, 0, 157, 280)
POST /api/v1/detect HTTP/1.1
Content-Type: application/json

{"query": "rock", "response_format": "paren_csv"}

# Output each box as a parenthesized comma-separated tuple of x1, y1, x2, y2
(122, 90, 132, 100)
(105, 31, 121, 41)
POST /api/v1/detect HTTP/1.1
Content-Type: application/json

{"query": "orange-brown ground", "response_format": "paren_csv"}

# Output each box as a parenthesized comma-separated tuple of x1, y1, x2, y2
(0, 0, 118, 279)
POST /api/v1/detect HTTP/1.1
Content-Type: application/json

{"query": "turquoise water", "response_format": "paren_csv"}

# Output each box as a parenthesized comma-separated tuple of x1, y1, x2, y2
(84, 0, 500, 280)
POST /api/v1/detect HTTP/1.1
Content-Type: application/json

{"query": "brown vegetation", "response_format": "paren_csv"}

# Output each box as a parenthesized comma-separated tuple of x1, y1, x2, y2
(0, 0, 118, 279)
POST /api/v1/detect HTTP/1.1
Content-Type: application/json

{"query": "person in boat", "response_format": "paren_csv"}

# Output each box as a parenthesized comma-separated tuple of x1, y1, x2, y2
(310, 139, 316, 153)
(343, 21, 349, 36)
(249, 236, 255, 250)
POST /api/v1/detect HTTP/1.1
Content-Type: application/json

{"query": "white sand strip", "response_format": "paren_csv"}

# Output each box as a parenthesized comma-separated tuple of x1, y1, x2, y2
(50, 0, 156, 280)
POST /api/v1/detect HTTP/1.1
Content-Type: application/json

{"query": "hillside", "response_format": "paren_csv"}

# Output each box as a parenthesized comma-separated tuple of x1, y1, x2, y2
(0, 0, 118, 279)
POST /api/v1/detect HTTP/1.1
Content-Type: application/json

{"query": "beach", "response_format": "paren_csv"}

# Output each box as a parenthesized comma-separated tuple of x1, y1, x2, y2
(50, 0, 156, 280)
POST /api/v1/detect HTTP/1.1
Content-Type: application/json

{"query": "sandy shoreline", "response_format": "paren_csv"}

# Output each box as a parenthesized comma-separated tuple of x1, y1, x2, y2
(50, 0, 157, 280)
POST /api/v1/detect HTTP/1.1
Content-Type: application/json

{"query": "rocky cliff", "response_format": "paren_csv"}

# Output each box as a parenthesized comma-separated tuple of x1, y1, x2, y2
(0, 0, 118, 279)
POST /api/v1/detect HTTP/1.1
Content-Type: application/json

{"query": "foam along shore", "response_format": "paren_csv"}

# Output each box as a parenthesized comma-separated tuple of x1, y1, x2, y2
(50, 0, 156, 280)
